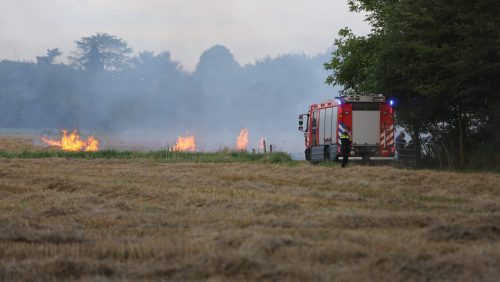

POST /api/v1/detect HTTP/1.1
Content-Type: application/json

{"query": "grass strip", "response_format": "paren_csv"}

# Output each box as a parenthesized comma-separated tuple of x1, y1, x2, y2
(0, 149, 293, 164)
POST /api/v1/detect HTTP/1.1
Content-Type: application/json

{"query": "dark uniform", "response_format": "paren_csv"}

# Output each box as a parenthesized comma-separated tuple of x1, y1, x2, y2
(395, 132, 406, 155)
(339, 130, 352, 168)
(396, 132, 406, 149)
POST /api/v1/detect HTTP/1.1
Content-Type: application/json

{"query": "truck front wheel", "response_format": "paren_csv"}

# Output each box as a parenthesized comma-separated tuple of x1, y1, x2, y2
(305, 148, 311, 161)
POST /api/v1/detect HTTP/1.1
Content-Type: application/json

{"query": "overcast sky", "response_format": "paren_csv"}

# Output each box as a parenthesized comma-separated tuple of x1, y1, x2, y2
(0, 0, 369, 71)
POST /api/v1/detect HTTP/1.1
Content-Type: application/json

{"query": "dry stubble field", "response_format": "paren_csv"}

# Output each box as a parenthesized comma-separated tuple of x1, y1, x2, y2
(0, 136, 499, 281)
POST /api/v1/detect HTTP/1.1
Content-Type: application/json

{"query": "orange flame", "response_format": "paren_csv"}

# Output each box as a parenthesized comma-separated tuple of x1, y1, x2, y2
(173, 135, 196, 151)
(42, 130, 100, 152)
(236, 128, 249, 151)
(85, 136, 100, 152)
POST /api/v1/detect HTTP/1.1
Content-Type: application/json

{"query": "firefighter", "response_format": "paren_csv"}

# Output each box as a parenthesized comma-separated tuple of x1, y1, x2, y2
(396, 132, 406, 151)
(340, 127, 352, 168)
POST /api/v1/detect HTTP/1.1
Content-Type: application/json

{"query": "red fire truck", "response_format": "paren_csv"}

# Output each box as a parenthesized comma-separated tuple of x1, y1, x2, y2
(298, 94, 395, 163)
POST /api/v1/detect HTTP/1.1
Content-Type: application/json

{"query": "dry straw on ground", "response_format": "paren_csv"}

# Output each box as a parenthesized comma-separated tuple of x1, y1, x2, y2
(0, 136, 499, 281)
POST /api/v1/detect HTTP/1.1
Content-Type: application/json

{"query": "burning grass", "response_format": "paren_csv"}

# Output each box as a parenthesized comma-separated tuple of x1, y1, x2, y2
(0, 132, 292, 164)
(42, 130, 99, 152)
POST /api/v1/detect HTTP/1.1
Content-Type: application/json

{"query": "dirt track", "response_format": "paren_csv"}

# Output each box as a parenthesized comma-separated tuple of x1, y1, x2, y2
(0, 154, 499, 281)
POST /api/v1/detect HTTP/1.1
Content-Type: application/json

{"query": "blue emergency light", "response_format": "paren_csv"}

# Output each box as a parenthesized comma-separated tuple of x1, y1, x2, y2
(389, 99, 395, 106)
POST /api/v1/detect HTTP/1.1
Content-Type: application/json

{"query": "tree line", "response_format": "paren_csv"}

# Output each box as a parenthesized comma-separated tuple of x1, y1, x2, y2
(325, 0, 499, 170)
(0, 33, 333, 151)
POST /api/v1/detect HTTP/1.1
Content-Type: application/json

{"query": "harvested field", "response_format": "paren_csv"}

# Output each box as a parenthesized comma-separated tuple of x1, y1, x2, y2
(0, 137, 499, 281)
(0, 134, 44, 151)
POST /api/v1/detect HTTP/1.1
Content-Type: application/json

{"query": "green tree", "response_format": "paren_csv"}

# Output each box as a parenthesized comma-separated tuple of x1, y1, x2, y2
(36, 48, 62, 65)
(325, 0, 500, 168)
(69, 33, 133, 72)
(325, 28, 382, 95)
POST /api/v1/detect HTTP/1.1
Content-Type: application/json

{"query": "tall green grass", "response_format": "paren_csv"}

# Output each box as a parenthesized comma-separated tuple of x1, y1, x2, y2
(0, 149, 293, 164)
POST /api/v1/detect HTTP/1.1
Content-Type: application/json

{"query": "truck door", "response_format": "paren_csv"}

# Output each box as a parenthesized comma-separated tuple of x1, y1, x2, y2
(319, 107, 336, 145)
(311, 109, 319, 146)
(352, 102, 380, 145)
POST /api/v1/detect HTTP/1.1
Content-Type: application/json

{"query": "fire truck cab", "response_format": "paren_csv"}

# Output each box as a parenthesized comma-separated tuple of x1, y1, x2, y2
(298, 94, 395, 163)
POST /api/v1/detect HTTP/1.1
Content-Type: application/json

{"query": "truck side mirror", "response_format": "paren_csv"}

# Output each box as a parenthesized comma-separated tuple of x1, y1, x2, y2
(298, 114, 309, 132)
